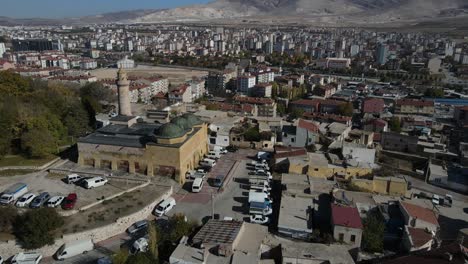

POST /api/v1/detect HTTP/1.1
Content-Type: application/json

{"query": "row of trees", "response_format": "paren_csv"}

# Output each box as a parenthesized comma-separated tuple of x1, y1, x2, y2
(0, 71, 114, 159)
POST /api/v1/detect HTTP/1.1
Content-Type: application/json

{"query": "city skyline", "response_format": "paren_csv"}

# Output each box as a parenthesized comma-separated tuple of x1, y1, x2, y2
(0, 0, 210, 18)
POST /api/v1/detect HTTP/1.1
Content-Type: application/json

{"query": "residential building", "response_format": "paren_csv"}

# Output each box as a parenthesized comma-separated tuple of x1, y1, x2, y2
(188, 78, 205, 100)
(169, 84, 192, 104)
(233, 96, 277, 118)
(237, 75, 256, 95)
(376, 43, 389, 65)
(399, 201, 439, 232)
(381, 132, 418, 153)
(282, 119, 319, 147)
(454, 106, 468, 127)
(402, 226, 434, 252)
(313, 84, 337, 98)
(117, 56, 135, 69)
(253, 83, 272, 98)
(362, 98, 385, 114)
(290, 99, 321, 113)
(331, 204, 363, 248)
(395, 99, 435, 116)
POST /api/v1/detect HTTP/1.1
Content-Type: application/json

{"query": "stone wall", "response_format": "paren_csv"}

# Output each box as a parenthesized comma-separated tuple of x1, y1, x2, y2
(0, 186, 173, 258)
(0, 157, 61, 171)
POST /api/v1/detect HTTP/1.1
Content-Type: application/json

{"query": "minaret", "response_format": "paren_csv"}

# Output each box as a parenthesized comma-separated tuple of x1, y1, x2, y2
(117, 67, 132, 116)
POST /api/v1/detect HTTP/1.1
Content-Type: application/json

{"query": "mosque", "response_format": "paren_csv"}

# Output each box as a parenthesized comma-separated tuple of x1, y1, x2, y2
(77, 68, 209, 184)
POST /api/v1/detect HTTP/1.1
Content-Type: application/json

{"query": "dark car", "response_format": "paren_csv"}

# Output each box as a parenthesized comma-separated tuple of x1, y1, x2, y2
(30, 192, 50, 208)
(211, 175, 224, 187)
(126, 220, 149, 236)
(62, 193, 78, 210)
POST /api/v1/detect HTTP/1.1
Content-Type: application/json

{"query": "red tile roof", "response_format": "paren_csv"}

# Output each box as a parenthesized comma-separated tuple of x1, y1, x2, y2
(233, 95, 274, 105)
(400, 202, 438, 226)
(407, 227, 433, 248)
(303, 112, 352, 123)
(291, 99, 322, 107)
(331, 204, 363, 229)
(298, 119, 319, 133)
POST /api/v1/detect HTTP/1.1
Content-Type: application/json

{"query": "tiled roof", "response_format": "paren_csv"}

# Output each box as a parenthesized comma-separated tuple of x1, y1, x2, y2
(407, 227, 433, 248)
(291, 99, 322, 107)
(298, 119, 319, 133)
(401, 202, 438, 226)
(331, 204, 363, 229)
(233, 95, 274, 105)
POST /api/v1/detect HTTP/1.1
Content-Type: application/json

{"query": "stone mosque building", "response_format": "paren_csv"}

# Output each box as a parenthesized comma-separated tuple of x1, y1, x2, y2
(77, 68, 209, 184)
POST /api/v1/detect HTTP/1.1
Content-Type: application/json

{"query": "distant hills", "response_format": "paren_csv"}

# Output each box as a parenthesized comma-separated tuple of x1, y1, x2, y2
(1, 0, 468, 26)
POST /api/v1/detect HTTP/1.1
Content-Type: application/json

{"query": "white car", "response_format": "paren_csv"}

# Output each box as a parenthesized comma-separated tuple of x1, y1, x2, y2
(16, 193, 36, 207)
(250, 214, 270, 224)
(153, 197, 176, 217)
(46, 196, 65, 208)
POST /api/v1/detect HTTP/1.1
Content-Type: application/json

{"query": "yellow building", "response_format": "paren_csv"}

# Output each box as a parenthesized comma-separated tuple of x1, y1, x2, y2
(351, 176, 408, 196)
(77, 114, 209, 184)
(395, 99, 434, 116)
(305, 153, 372, 180)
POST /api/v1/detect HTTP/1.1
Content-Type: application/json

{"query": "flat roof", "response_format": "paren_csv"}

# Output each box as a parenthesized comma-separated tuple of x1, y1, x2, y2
(278, 195, 313, 233)
(308, 153, 329, 167)
(281, 241, 355, 264)
(192, 219, 242, 246)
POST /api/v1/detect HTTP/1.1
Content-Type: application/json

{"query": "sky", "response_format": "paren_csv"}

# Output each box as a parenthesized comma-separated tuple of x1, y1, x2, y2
(0, 0, 211, 18)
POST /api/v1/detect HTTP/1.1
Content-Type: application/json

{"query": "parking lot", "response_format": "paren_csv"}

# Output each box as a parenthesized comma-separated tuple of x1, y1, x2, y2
(169, 149, 266, 223)
(0, 170, 142, 210)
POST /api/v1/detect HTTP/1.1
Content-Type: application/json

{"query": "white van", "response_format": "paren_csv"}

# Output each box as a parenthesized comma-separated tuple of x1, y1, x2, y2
(66, 174, 82, 184)
(55, 239, 94, 260)
(213, 146, 228, 154)
(207, 151, 221, 160)
(153, 197, 176, 217)
(83, 177, 108, 189)
(192, 178, 204, 193)
(200, 158, 216, 168)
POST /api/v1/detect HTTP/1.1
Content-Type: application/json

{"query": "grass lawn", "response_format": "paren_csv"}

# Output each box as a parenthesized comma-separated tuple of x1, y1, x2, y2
(0, 155, 56, 167)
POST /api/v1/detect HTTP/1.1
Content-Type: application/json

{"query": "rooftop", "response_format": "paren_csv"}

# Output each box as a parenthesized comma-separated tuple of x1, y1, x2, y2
(281, 241, 355, 264)
(278, 195, 313, 234)
(192, 219, 242, 246)
(400, 202, 439, 226)
(331, 204, 363, 229)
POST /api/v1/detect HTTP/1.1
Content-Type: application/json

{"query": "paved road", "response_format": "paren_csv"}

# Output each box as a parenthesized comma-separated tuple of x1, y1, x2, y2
(405, 175, 468, 202)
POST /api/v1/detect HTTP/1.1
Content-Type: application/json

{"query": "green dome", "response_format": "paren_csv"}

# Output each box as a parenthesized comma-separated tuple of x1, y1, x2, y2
(157, 123, 185, 138)
(182, 113, 203, 127)
(171, 116, 191, 131)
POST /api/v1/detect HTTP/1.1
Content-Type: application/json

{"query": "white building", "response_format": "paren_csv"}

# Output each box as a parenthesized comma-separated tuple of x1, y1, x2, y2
(237, 75, 256, 95)
(80, 59, 98, 70)
(117, 56, 135, 69)
(0, 43, 6, 57)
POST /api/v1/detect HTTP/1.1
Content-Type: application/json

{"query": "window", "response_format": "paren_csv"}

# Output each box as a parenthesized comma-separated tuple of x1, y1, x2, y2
(339, 233, 344, 241)
(351, 235, 356, 242)
(291, 138, 295, 143)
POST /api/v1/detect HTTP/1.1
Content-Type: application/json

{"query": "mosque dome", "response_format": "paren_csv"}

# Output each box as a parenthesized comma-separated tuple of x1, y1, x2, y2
(171, 116, 191, 131)
(182, 113, 203, 127)
(157, 123, 185, 138)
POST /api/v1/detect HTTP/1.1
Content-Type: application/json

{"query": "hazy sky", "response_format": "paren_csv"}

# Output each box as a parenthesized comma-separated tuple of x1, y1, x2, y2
(0, 0, 211, 18)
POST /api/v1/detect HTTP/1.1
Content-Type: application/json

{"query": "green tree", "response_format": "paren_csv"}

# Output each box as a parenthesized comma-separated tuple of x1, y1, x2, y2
(63, 101, 91, 137)
(277, 104, 286, 116)
(147, 222, 159, 260)
(424, 88, 444, 98)
(21, 128, 58, 158)
(338, 103, 354, 117)
(0, 206, 18, 232)
(15, 208, 64, 249)
(112, 249, 129, 264)
(362, 213, 385, 253)
(289, 108, 305, 119)
(388, 117, 401, 133)
(125, 253, 154, 264)
(157, 214, 198, 262)
(244, 127, 261, 142)
(0, 71, 31, 96)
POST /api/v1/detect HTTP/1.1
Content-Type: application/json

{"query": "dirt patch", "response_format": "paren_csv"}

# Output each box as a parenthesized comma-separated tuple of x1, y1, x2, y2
(0, 169, 36, 177)
(60, 184, 168, 235)
(0, 155, 56, 167)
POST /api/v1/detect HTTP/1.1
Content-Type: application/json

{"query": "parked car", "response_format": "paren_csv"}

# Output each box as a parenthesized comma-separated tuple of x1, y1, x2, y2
(62, 193, 78, 210)
(126, 220, 149, 236)
(153, 197, 176, 217)
(66, 174, 82, 184)
(250, 214, 270, 224)
(47, 196, 65, 208)
(213, 146, 228, 154)
(0, 255, 3, 264)
(83, 177, 108, 189)
(130, 237, 149, 255)
(55, 239, 94, 260)
(10, 252, 42, 264)
(445, 194, 453, 207)
(16, 193, 36, 208)
(30, 192, 50, 208)
(226, 145, 238, 152)
(432, 194, 441, 205)
(211, 175, 224, 187)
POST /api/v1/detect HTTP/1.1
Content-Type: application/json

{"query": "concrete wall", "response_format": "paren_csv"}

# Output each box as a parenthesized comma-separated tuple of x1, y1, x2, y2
(333, 225, 362, 248)
(0, 187, 173, 258)
(307, 166, 372, 180)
